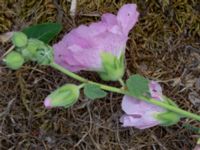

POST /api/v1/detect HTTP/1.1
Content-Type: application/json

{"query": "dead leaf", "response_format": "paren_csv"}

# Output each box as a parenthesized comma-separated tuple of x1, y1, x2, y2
(0, 32, 13, 43)
(188, 91, 200, 109)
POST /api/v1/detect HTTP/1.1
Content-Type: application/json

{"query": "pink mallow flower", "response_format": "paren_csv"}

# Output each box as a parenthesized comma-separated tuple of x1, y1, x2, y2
(53, 4, 139, 72)
(120, 81, 166, 129)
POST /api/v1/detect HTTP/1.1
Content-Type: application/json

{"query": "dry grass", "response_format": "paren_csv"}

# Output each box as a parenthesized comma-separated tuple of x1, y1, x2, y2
(0, 0, 200, 149)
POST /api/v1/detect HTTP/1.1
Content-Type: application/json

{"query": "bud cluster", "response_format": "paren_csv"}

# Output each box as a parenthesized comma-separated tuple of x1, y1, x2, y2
(4, 32, 53, 70)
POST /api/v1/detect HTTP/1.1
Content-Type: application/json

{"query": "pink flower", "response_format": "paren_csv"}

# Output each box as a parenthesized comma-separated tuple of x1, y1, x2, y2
(53, 4, 139, 72)
(120, 81, 166, 129)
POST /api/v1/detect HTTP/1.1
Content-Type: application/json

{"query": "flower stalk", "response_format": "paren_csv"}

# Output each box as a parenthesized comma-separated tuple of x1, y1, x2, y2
(118, 78, 126, 87)
(50, 62, 200, 122)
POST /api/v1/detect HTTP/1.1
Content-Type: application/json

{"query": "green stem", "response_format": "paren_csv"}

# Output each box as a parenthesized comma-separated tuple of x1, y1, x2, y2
(50, 62, 200, 121)
(78, 83, 86, 89)
(118, 78, 126, 87)
(140, 96, 200, 121)
(50, 63, 122, 93)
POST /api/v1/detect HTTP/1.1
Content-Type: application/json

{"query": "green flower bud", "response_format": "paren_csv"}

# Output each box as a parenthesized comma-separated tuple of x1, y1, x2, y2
(4, 51, 24, 70)
(20, 39, 53, 64)
(11, 32, 28, 47)
(35, 45, 53, 65)
(99, 52, 125, 81)
(21, 39, 44, 61)
(44, 84, 80, 108)
(156, 111, 181, 126)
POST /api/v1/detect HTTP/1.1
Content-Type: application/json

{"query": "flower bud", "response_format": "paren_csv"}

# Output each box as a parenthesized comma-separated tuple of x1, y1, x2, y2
(44, 84, 80, 108)
(4, 51, 24, 70)
(11, 32, 28, 47)
(99, 52, 125, 81)
(21, 39, 44, 61)
(20, 39, 53, 64)
(35, 45, 53, 65)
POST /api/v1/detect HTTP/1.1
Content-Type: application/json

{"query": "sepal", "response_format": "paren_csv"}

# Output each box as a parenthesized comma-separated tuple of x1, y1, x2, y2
(99, 52, 125, 81)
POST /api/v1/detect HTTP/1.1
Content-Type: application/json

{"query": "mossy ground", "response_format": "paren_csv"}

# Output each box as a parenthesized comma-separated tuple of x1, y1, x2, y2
(0, 0, 200, 149)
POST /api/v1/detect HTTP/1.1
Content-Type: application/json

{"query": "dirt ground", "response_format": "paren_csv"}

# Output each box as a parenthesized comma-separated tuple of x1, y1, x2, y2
(0, 0, 200, 149)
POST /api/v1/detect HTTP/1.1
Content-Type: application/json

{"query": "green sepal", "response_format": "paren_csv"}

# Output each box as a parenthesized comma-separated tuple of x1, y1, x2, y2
(98, 52, 125, 81)
(156, 111, 181, 126)
(84, 84, 107, 100)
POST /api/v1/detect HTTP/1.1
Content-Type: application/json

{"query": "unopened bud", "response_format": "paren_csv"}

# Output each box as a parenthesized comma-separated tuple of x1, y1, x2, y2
(44, 84, 80, 108)
(12, 32, 28, 47)
(35, 45, 53, 65)
(21, 39, 53, 64)
(4, 51, 24, 70)
(21, 39, 44, 61)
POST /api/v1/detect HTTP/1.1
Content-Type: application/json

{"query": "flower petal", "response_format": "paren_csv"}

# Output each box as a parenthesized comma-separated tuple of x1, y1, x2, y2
(53, 4, 139, 72)
(44, 97, 52, 108)
(120, 114, 160, 129)
(121, 95, 165, 129)
(149, 81, 163, 100)
(101, 13, 122, 35)
(121, 96, 141, 115)
(122, 96, 164, 115)
(117, 4, 139, 35)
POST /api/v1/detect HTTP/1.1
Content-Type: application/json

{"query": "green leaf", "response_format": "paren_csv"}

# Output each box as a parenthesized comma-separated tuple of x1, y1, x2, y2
(84, 84, 107, 100)
(126, 74, 149, 97)
(22, 23, 62, 43)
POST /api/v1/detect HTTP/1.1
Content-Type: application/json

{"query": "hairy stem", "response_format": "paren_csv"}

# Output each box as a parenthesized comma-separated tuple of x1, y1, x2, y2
(50, 62, 200, 121)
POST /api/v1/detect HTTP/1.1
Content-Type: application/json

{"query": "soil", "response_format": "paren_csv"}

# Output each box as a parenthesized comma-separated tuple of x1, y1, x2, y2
(0, 0, 200, 149)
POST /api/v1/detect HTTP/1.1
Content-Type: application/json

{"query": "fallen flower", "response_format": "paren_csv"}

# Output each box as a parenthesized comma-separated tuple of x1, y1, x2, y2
(53, 4, 139, 80)
(120, 81, 166, 129)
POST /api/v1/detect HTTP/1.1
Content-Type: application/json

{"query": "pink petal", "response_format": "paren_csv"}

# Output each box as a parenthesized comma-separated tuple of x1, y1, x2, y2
(121, 96, 141, 115)
(121, 95, 165, 129)
(94, 32, 127, 57)
(120, 114, 160, 129)
(122, 96, 164, 115)
(149, 81, 163, 100)
(67, 45, 102, 70)
(117, 4, 139, 35)
(44, 97, 52, 108)
(101, 13, 122, 35)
